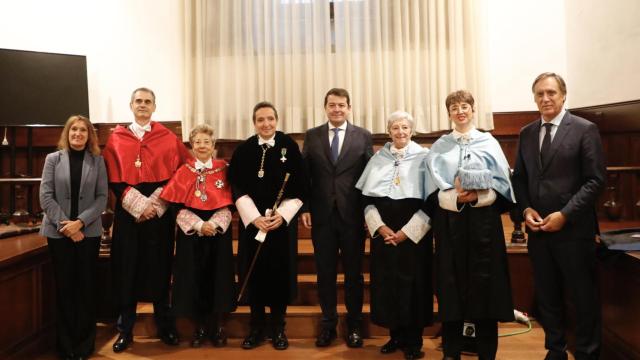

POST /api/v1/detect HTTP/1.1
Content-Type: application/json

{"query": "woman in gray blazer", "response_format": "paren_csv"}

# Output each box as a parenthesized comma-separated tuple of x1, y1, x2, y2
(39, 115, 108, 360)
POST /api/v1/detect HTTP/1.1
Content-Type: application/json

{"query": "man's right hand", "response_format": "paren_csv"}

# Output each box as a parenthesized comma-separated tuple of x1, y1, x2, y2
(137, 203, 157, 222)
(524, 207, 544, 232)
(200, 222, 217, 236)
(301, 212, 312, 229)
(252, 216, 271, 232)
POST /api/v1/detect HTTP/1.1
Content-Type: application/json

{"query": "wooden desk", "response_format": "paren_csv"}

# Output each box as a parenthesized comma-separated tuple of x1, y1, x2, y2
(0, 233, 54, 359)
(598, 249, 640, 359)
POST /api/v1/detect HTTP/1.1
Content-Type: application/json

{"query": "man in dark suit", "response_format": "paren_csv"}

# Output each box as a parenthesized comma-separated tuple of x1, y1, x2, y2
(301, 88, 373, 348)
(512, 73, 605, 360)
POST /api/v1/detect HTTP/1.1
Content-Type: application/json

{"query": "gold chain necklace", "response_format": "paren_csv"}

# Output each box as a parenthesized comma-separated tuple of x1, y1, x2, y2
(186, 163, 227, 202)
(258, 144, 271, 178)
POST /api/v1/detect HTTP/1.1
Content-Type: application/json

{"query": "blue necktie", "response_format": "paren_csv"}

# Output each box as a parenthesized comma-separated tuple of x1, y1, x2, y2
(331, 128, 340, 162)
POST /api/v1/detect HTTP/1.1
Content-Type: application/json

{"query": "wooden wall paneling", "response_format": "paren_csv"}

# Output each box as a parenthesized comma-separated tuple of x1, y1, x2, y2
(572, 100, 640, 134)
(491, 111, 539, 136)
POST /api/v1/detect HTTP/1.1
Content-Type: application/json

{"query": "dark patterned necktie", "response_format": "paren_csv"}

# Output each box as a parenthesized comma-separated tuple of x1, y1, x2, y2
(540, 123, 553, 166)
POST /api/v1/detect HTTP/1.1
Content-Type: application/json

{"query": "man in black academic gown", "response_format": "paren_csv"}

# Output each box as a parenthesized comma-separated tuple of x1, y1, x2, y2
(103, 88, 191, 353)
(228, 101, 306, 350)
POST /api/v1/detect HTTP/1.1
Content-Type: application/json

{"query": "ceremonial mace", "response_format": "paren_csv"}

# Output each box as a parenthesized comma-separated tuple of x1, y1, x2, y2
(237, 172, 291, 302)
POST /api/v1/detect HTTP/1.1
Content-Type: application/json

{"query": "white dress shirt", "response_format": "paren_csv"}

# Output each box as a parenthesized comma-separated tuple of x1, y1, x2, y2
(130, 121, 151, 140)
(328, 121, 347, 155)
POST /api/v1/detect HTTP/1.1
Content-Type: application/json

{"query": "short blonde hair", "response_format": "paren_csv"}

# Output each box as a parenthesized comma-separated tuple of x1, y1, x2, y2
(189, 124, 215, 145)
(57, 115, 100, 155)
(387, 111, 415, 133)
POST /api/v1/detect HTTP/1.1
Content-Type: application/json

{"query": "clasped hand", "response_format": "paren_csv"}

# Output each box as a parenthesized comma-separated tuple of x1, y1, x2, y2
(59, 219, 85, 242)
(200, 221, 218, 237)
(454, 176, 478, 203)
(378, 225, 407, 246)
(136, 202, 157, 223)
(253, 212, 284, 232)
(524, 208, 566, 232)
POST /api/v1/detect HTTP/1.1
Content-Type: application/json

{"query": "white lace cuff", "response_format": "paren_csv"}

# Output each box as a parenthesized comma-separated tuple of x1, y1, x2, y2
(471, 189, 496, 208)
(235, 195, 261, 227)
(438, 188, 462, 212)
(401, 210, 431, 244)
(276, 198, 303, 224)
(149, 187, 169, 217)
(364, 205, 385, 237)
(176, 209, 202, 235)
(209, 207, 232, 233)
(122, 187, 150, 219)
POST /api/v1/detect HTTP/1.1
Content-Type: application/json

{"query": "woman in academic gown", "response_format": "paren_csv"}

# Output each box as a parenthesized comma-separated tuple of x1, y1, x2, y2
(160, 124, 235, 348)
(355, 111, 432, 360)
(39, 115, 108, 360)
(228, 101, 307, 351)
(426, 90, 515, 360)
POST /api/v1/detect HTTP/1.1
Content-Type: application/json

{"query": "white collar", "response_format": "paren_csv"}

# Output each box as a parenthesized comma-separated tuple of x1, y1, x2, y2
(452, 126, 478, 141)
(328, 121, 348, 131)
(195, 158, 213, 170)
(390, 144, 407, 157)
(258, 135, 275, 147)
(130, 120, 151, 139)
(541, 108, 566, 127)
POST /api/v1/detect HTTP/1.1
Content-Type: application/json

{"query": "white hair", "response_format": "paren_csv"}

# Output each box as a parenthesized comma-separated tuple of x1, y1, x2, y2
(387, 111, 415, 132)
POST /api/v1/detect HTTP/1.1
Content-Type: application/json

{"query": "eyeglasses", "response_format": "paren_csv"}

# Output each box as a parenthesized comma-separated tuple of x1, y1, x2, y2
(449, 104, 472, 114)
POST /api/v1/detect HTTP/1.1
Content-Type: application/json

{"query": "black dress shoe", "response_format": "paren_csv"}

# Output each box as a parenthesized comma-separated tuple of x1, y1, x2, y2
(210, 326, 228, 347)
(315, 328, 337, 347)
(159, 330, 180, 346)
(241, 328, 265, 349)
(191, 327, 207, 348)
(272, 329, 289, 350)
(380, 338, 400, 354)
(112, 333, 132, 353)
(545, 350, 568, 360)
(346, 327, 363, 348)
(403, 347, 424, 360)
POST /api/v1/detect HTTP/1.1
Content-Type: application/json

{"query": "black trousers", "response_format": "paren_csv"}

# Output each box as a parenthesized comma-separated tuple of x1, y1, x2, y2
(47, 236, 100, 358)
(116, 300, 174, 335)
(312, 207, 365, 329)
(390, 327, 424, 349)
(528, 234, 601, 360)
(249, 303, 287, 332)
(442, 320, 498, 360)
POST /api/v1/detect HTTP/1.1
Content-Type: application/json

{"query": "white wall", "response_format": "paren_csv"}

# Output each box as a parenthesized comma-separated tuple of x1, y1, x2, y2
(565, 0, 640, 107)
(0, 0, 184, 123)
(487, 0, 568, 112)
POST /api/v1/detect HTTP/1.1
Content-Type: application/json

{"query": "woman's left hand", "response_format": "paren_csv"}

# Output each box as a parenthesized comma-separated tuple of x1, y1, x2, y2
(457, 190, 478, 203)
(265, 212, 284, 231)
(383, 229, 408, 246)
(60, 219, 83, 237)
(69, 231, 85, 242)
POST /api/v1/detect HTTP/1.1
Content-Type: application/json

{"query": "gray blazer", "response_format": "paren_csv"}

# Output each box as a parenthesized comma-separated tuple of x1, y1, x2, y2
(39, 150, 108, 238)
(302, 122, 373, 225)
